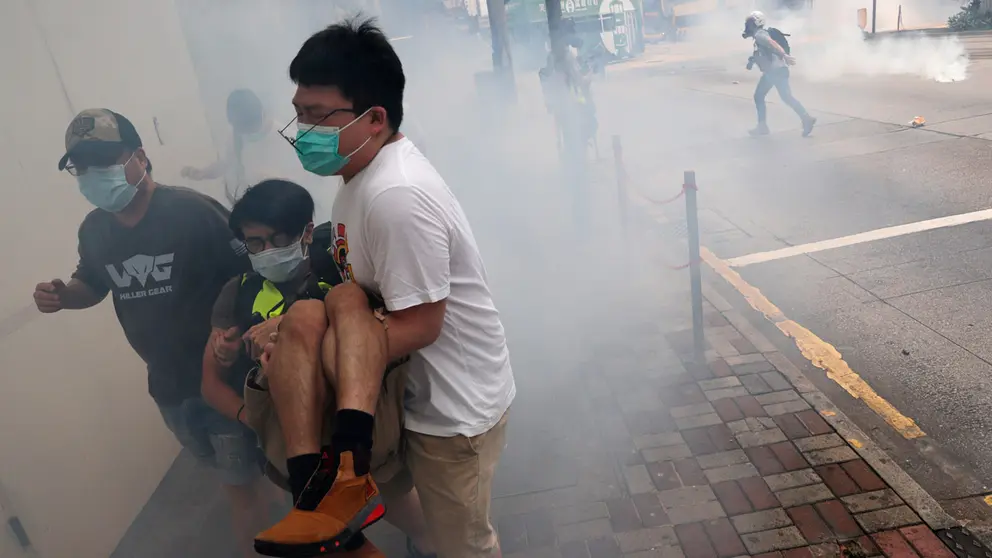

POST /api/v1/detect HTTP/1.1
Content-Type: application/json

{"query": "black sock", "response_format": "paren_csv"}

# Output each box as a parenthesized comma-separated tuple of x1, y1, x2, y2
(286, 453, 321, 503)
(331, 409, 374, 474)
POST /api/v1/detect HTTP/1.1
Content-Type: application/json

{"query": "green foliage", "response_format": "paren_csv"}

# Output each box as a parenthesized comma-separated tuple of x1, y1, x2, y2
(948, 0, 992, 31)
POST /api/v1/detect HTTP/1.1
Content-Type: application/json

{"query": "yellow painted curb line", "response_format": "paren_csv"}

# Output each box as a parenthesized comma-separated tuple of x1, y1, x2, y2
(700, 246, 926, 440)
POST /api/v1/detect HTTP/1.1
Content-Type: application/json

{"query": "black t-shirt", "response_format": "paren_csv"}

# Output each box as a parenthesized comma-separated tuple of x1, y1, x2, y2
(72, 185, 251, 405)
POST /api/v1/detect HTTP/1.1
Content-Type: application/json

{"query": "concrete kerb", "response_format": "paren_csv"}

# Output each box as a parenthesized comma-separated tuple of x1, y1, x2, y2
(696, 270, 963, 534)
(864, 27, 981, 41)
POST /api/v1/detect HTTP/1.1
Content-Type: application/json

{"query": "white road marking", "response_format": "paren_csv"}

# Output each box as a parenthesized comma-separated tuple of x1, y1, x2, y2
(726, 208, 992, 268)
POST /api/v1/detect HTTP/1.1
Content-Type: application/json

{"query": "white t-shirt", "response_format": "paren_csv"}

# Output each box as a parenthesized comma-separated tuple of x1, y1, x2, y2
(221, 120, 339, 223)
(331, 137, 515, 437)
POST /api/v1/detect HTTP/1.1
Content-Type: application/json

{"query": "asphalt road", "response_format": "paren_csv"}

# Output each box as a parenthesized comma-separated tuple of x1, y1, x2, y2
(590, 52, 992, 516)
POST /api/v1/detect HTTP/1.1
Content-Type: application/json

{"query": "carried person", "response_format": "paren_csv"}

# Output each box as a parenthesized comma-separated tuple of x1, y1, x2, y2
(210, 179, 435, 557)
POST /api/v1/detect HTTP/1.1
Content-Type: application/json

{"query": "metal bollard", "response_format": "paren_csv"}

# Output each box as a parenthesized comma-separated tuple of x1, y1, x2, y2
(612, 135, 628, 240)
(684, 171, 704, 365)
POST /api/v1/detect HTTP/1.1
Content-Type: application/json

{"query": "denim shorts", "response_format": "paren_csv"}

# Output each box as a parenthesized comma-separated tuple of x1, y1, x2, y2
(158, 397, 264, 486)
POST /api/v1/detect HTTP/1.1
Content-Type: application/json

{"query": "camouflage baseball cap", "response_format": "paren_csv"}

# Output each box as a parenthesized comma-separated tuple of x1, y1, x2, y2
(57, 108, 143, 170)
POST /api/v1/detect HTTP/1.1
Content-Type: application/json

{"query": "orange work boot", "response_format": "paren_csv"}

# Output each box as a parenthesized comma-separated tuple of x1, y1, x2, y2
(254, 451, 385, 557)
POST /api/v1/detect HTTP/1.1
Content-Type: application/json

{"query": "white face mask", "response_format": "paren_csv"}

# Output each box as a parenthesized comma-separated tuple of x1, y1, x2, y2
(248, 241, 308, 283)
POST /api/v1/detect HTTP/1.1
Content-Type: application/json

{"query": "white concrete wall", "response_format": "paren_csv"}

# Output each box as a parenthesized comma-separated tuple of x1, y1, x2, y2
(173, 0, 342, 219)
(0, 0, 219, 556)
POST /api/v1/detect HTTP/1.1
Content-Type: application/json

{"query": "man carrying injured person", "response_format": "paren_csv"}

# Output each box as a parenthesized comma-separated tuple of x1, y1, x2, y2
(251, 17, 516, 558)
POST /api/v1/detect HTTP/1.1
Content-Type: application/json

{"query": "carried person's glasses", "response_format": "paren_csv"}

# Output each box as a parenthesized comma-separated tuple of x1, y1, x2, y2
(243, 232, 300, 255)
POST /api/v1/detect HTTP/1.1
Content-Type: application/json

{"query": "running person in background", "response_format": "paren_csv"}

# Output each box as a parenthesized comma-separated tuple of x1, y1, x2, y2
(34, 109, 271, 558)
(742, 11, 816, 138)
(181, 88, 338, 221)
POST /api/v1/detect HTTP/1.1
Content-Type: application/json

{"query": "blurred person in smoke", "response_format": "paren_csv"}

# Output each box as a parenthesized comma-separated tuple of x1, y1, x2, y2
(209, 179, 436, 556)
(250, 17, 514, 558)
(181, 88, 337, 220)
(539, 25, 597, 157)
(33, 109, 272, 558)
(742, 10, 816, 137)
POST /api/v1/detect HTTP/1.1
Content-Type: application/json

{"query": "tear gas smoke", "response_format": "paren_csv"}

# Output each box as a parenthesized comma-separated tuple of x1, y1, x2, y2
(689, 0, 969, 83)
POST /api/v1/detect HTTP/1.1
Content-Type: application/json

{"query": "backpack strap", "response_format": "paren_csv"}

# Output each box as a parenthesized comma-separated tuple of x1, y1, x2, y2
(310, 222, 344, 287)
(234, 272, 267, 331)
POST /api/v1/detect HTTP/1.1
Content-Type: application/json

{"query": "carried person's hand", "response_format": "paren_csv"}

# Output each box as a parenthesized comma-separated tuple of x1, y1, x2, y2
(244, 316, 283, 361)
(34, 279, 67, 314)
(784, 55, 797, 66)
(259, 331, 280, 371)
(212, 326, 242, 367)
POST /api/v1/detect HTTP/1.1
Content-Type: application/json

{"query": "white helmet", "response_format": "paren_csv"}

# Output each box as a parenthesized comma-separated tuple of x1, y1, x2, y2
(746, 11, 767, 28)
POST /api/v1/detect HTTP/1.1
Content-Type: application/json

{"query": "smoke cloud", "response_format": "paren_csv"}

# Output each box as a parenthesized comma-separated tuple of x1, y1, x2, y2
(686, 0, 970, 83)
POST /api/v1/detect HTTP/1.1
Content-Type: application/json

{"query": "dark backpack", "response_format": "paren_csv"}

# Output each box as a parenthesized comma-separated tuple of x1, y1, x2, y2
(310, 222, 386, 309)
(308, 222, 344, 294)
(767, 27, 791, 55)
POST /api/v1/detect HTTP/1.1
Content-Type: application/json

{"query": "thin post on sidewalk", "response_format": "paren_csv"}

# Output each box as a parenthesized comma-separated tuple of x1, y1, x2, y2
(871, 0, 877, 34)
(612, 135, 628, 239)
(684, 170, 704, 365)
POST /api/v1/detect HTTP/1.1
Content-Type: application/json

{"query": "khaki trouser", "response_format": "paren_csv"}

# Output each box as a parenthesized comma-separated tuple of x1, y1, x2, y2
(243, 363, 412, 500)
(406, 411, 510, 558)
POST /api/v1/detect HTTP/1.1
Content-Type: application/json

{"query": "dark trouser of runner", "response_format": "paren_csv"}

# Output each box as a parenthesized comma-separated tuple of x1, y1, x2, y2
(752, 67, 815, 137)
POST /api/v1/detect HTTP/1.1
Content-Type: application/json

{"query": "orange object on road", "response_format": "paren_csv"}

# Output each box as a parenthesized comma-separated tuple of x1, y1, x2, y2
(910, 116, 926, 127)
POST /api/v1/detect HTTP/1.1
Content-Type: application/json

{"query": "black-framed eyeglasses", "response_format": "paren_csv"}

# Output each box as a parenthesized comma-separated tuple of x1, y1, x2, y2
(64, 151, 136, 177)
(243, 232, 301, 255)
(279, 108, 357, 153)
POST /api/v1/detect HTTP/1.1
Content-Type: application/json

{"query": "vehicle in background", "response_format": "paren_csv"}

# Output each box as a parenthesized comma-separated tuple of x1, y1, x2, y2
(506, 0, 645, 70)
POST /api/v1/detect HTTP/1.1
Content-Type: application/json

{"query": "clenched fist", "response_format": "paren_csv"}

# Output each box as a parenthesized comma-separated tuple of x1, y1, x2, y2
(212, 326, 242, 367)
(34, 279, 67, 313)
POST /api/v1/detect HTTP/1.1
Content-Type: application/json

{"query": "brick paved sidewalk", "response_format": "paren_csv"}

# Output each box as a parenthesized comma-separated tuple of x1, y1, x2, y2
(496, 297, 956, 558)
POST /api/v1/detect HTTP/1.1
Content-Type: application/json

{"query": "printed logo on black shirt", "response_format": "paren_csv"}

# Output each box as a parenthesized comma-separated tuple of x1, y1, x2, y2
(106, 253, 175, 300)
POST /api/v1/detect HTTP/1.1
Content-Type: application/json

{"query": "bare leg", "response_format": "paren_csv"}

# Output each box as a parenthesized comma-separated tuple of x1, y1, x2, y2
(254, 289, 390, 552)
(321, 283, 388, 415)
(267, 300, 327, 458)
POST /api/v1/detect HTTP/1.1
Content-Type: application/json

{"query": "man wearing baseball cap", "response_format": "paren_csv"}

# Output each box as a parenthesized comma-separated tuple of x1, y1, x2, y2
(37, 108, 275, 557)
